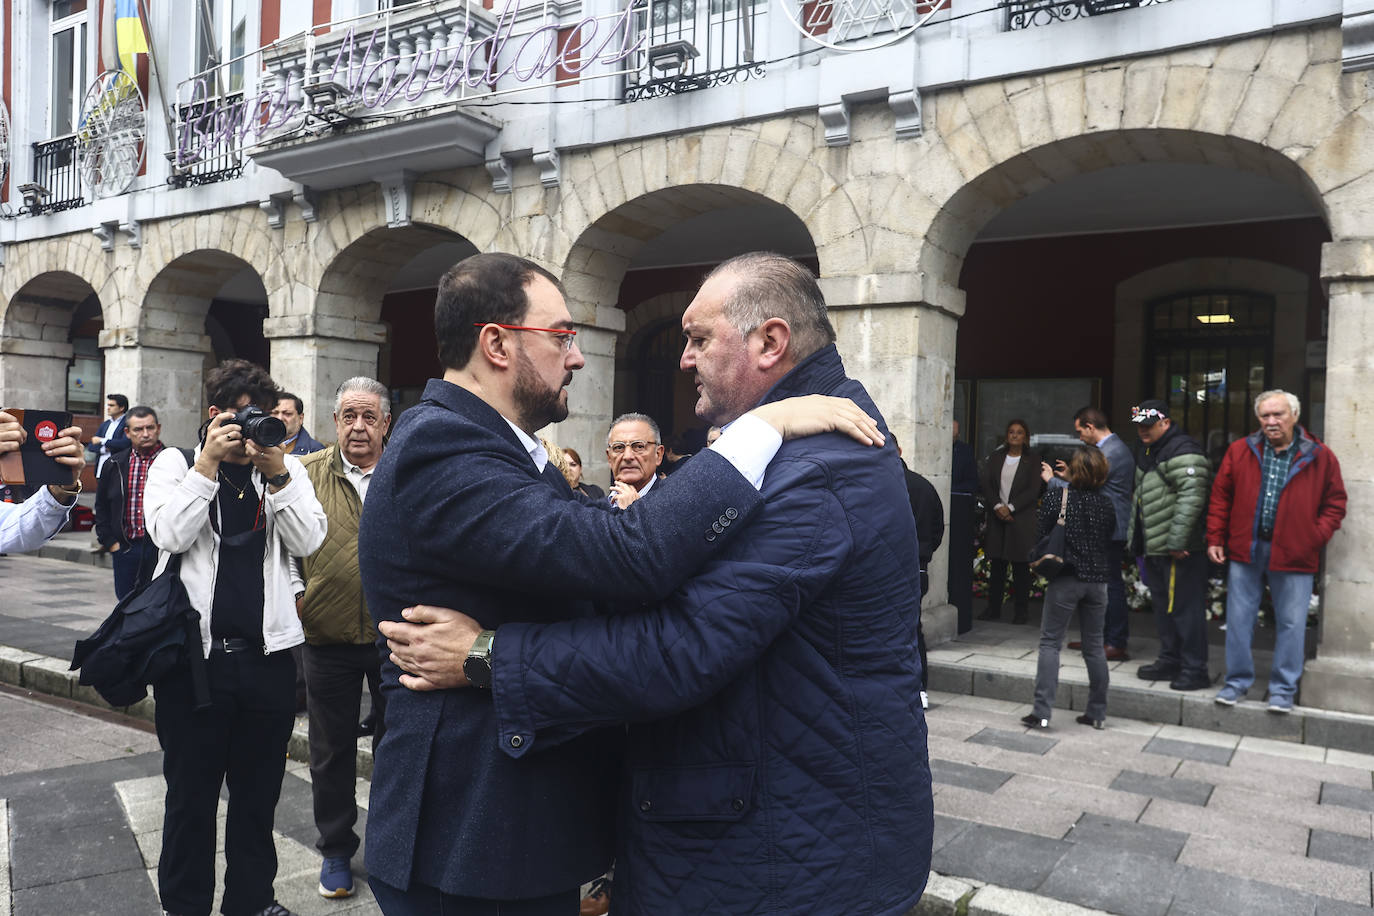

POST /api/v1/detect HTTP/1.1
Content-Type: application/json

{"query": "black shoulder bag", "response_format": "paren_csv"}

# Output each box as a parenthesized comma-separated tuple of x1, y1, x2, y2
(1028, 488, 1070, 578)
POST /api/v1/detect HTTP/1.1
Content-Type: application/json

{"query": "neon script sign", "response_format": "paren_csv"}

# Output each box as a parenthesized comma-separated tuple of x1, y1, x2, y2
(174, 1, 645, 167)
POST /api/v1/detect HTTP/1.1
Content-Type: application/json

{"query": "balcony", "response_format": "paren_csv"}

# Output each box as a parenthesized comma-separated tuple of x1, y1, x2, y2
(212, 0, 522, 189)
(25, 136, 85, 215)
(623, 0, 765, 101)
(169, 92, 245, 188)
(1006, 0, 1173, 30)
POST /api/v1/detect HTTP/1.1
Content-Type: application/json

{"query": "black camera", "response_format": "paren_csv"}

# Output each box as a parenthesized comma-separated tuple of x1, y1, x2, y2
(203, 405, 288, 448)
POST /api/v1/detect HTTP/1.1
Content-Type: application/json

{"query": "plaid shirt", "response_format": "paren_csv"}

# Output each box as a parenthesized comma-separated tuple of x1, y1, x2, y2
(1256, 436, 1294, 538)
(123, 442, 164, 541)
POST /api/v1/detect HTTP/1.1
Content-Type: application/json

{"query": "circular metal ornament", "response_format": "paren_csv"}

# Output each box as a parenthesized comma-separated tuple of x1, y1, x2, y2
(777, 0, 944, 51)
(0, 101, 10, 192)
(77, 70, 147, 199)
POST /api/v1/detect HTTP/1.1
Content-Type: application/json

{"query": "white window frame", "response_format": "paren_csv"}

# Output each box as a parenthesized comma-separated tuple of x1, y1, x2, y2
(48, 0, 92, 138)
(193, 0, 249, 96)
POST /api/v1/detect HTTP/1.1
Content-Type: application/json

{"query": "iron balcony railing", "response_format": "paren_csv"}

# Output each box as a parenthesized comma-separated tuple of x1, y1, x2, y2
(169, 91, 246, 188)
(624, 0, 765, 101)
(28, 135, 85, 214)
(1006, 0, 1171, 30)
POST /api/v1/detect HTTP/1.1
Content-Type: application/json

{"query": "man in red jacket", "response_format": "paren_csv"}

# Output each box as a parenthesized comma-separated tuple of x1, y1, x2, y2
(1207, 390, 1346, 713)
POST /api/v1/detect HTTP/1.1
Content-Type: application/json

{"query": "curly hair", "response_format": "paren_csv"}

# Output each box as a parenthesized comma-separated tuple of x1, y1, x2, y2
(205, 359, 279, 411)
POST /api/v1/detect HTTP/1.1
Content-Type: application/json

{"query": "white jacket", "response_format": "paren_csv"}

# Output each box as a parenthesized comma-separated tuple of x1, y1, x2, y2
(144, 446, 327, 657)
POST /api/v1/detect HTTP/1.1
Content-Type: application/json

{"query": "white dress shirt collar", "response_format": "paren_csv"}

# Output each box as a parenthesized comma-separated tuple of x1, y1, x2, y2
(502, 417, 548, 472)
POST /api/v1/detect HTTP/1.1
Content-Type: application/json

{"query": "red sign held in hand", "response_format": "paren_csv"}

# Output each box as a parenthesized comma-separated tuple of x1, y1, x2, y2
(34, 421, 59, 443)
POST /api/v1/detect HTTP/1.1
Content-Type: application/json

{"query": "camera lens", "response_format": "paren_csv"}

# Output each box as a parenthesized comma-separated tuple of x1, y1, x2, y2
(242, 414, 288, 448)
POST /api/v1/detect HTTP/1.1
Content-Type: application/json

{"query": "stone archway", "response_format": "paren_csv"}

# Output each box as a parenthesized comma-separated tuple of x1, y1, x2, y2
(557, 183, 819, 485)
(0, 272, 101, 410)
(298, 224, 478, 424)
(130, 251, 272, 446)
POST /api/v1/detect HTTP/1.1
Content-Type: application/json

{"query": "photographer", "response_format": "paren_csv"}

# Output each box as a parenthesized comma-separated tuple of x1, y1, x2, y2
(144, 359, 326, 916)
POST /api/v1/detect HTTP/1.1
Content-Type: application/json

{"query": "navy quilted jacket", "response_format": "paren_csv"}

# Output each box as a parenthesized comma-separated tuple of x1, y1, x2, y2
(494, 345, 934, 914)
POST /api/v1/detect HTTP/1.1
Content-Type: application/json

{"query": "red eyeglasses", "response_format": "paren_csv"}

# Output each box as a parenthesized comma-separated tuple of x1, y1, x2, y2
(474, 323, 578, 351)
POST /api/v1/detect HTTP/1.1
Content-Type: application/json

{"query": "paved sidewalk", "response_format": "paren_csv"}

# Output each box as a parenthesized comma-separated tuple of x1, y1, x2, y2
(2, 543, 1372, 914)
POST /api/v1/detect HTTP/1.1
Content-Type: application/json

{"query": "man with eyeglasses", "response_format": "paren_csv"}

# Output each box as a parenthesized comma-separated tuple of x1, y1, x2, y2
(605, 412, 664, 505)
(379, 252, 931, 916)
(357, 252, 881, 916)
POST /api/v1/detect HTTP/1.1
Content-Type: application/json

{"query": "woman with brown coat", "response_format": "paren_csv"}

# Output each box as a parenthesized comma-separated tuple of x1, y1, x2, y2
(978, 419, 1044, 624)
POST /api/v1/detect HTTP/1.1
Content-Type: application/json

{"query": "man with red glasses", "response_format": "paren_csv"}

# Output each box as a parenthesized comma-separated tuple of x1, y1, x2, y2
(357, 252, 880, 916)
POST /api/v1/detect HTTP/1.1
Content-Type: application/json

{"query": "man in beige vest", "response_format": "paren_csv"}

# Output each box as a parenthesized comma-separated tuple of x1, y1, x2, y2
(292, 376, 392, 900)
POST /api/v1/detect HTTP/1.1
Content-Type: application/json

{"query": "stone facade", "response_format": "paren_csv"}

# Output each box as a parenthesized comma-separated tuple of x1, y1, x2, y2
(5, 25, 1374, 711)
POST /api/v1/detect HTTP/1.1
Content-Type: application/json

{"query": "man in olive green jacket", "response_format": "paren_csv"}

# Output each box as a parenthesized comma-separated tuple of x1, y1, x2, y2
(292, 377, 392, 900)
(1126, 400, 1212, 691)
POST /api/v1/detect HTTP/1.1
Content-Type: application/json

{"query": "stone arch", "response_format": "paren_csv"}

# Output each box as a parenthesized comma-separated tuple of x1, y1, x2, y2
(918, 129, 1328, 310)
(125, 250, 273, 445)
(554, 125, 855, 319)
(314, 222, 477, 327)
(0, 233, 121, 326)
(0, 271, 102, 410)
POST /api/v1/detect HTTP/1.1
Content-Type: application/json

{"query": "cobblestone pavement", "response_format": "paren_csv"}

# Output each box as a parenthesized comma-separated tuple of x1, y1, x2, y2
(1, 546, 1372, 915)
(0, 688, 379, 916)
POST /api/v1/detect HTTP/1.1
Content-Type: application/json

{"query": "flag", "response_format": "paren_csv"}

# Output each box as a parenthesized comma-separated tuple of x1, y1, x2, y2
(115, 0, 149, 74)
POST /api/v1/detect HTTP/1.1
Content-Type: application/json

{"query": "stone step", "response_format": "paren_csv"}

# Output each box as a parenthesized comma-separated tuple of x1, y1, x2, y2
(928, 656, 1374, 755)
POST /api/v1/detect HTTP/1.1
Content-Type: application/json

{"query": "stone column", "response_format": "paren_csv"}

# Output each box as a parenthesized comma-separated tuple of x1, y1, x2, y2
(1301, 239, 1374, 715)
(99, 328, 212, 449)
(264, 316, 388, 446)
(820, 273, 964, 646)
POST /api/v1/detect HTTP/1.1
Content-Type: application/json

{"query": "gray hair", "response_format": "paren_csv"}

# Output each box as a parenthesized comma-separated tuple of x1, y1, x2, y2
(335, 377, 391, 417)
(1254, 389, 1300, 420)
(608, 412, 661, 445)
(703, 252, 836, 360)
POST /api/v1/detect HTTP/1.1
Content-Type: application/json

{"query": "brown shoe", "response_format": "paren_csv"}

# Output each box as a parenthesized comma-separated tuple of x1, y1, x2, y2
(580, 877, 611, 916)
(1067, 641, 1083, 650)
(1104, 646, 1131, 661)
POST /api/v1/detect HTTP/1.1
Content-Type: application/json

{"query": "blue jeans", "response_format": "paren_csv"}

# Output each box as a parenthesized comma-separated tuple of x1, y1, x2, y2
(1222, 538, 1312, 701)
(111, 536, 156, 600)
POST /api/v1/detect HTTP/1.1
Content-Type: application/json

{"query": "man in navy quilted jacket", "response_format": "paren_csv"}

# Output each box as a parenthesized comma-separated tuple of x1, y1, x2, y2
(385, 252, 933, 915)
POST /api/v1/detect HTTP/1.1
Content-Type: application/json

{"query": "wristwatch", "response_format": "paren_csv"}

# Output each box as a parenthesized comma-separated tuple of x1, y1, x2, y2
(266, 471, 290, 488)
(464, 629, 496, 689)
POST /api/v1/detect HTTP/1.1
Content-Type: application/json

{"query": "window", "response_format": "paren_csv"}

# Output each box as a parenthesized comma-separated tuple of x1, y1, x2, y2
(1146, 290, 1274, 464)
(194, 0, 248, 93)
(50, 0, 89, 137)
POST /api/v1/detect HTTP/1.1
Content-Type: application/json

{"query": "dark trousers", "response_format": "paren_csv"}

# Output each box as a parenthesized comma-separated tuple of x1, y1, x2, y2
(987, 559, 1031, 613)
(1143, 552, 1209, 678)
(370, 876, 579, 916)
(302, 642, 385, 859)
(1103, 540, 1129, 649)
(111, 536, 156, 600)
(917, 569, 929, 691)
(154, 647, 296, 916)
(948, 493, 975, 633)
(1033, 578, 1109, 721)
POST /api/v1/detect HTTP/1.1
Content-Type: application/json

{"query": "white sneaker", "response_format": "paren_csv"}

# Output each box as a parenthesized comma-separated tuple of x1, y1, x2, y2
(919, 691, 930, 710)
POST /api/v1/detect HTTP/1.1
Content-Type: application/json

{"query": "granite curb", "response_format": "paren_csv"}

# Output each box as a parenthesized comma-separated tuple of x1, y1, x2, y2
(0, 642, 372, 779)
(907, 872, 1113, 915)
(928, 657, 1374, 754)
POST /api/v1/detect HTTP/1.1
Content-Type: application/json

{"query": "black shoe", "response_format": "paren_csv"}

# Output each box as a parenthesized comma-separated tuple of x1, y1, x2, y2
(250, 903, 296, 916)
(1075, 714, 1104, 730)
(1012, 608, 1029, 625)
(1169, 672, 1212, 691)
(357, 719, 375, 738)
(1020, 713, 1049, 729)
(977, 607, 1002, 622)
(1137, 661, 1180, 681)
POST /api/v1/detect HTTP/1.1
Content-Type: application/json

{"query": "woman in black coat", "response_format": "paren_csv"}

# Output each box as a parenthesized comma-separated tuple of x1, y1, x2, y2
(1022, 446, 1116, 730)
(978, 419, 1044, 624)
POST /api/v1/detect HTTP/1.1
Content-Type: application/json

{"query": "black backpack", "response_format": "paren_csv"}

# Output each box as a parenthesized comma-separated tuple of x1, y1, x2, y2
(70, 448, 209, 709)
